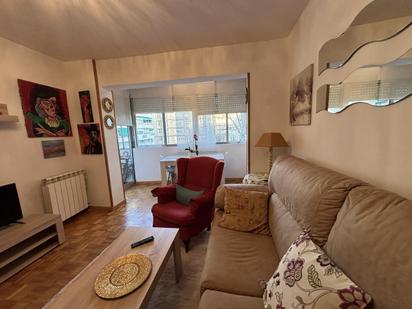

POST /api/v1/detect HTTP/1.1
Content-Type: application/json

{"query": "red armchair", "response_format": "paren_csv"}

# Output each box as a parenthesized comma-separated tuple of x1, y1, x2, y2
(151, 156, 224, 252)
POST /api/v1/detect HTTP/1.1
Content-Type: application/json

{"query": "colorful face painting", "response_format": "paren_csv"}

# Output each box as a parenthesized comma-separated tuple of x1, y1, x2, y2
(18, 79, 72, 137)
(78, 90, 94, 123)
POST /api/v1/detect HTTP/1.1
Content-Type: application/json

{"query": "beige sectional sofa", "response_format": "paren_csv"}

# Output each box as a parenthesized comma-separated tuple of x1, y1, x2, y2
(199, 155, 412, 309)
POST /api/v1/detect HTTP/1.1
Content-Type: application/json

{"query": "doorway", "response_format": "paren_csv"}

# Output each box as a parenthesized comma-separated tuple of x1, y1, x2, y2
(117, 125, 136, 188)
(110, 73, 250, 184)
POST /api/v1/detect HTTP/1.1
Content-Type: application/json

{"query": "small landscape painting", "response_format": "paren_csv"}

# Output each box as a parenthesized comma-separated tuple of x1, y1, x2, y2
(18, 79, 72, 137)
(78, 123, 103, 155)
(41, 140, 66, 159)
(78, 90, 94, 123)
(290, 64, 314, 126)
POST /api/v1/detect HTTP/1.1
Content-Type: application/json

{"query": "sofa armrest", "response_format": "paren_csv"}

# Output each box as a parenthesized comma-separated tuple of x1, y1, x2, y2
(151, 184, 176, 204)
(215, 184, 269, 210)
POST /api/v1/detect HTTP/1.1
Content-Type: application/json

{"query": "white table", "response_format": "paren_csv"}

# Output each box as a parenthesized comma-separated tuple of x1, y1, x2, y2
(160, 153, 225, 185)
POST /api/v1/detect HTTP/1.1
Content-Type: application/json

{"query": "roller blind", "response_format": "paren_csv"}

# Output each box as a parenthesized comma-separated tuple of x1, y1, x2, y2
(130, 79, 247, 114)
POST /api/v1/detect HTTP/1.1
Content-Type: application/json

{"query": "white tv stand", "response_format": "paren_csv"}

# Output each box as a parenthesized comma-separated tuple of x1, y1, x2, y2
(0, 214, 65, 283)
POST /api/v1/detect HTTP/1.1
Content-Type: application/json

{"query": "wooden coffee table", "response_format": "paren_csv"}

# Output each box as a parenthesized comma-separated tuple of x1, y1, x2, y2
(45, 227, 182, 309)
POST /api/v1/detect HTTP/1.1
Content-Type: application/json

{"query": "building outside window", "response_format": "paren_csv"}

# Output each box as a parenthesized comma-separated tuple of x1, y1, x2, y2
(135, 111, 247, 146)
(165, 111, 193, 145)
(135, 113, 164, 146)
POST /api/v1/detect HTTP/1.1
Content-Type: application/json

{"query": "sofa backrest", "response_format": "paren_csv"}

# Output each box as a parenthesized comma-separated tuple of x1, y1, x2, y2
(268, 193, 303, 257)
(268, 155, 363, 247)
(325, 186, 412, 309)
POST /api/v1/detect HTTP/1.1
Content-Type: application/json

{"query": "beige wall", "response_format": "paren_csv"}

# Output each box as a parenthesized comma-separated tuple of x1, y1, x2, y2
(2, 0, 410, 215)
(100, 88, 125, 206)
(113, 90, 132, 126)
(96, 39, 290, 173)
(287, 0, 412, 200)
(0, 37, 110, 216)
(63, 60, 111, 207)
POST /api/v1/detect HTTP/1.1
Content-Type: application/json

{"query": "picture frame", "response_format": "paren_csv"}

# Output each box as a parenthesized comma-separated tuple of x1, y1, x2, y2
(289, 64, 314, 126)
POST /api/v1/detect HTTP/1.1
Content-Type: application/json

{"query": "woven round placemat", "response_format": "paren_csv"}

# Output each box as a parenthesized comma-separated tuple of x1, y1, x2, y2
(94, 253, 152, 299)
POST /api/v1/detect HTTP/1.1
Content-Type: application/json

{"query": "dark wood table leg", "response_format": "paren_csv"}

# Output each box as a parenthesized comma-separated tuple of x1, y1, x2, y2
(173, 238, 182, 283)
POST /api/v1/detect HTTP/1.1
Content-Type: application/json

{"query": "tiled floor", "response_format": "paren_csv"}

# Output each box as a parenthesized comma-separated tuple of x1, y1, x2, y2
(0, 185, 210, 309)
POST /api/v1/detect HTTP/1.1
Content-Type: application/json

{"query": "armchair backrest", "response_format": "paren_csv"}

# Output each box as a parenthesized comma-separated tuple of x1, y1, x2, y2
(176, 157, 224, 193)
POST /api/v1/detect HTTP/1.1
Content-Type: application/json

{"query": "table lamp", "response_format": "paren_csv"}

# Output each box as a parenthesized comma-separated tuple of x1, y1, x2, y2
(256, 132, 288, 174)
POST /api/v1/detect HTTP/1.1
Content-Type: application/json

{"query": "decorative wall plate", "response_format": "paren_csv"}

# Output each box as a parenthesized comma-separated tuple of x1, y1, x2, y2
(94, 254, 152, 299)
(102, 97, 114, 113)
(104, 115, 115, 129)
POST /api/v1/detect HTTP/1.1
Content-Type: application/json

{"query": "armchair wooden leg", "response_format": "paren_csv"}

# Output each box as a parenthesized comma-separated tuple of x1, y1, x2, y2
(183, 239, 190, 253)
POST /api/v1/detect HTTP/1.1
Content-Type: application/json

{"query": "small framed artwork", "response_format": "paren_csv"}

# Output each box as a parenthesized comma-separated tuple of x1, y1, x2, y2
(18, 79, 72, 137)
(78, 90, 94, 123)
(77, 123, 103, 155)
(290, 64, 314, 126)
(42, 140, 66, 159)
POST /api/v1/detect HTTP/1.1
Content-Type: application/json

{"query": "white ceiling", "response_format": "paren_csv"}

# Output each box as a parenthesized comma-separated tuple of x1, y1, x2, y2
(0, 0, 308, 61)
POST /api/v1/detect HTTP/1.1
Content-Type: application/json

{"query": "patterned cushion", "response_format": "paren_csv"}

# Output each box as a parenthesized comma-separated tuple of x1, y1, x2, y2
(219, 188, 270, 235)
(263, 231, 372, 309)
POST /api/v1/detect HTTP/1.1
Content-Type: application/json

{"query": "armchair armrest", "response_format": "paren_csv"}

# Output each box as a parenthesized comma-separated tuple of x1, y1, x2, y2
(215, 184, 269, 210)
(151, 184, 176, 204)
(189, 191, 214, 215)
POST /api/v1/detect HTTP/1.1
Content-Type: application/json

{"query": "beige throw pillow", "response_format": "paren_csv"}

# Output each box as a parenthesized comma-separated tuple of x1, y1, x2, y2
(219, 188, 270, 235)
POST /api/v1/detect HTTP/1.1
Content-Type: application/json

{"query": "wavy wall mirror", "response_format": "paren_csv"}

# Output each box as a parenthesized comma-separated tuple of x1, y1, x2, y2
(318, 0, 412, 75)
(317, 49, 412, 113)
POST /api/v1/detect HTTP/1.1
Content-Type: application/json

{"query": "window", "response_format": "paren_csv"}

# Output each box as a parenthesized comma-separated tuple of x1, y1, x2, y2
(228, 112, 247, 143)
(164, 111, 193, 145)
(198, 112, 247, 144)
(135, 113, 164, 146)
(132, 79, 248, 146)
(117, 125, 130, 150)
(198, 114, 227, 143)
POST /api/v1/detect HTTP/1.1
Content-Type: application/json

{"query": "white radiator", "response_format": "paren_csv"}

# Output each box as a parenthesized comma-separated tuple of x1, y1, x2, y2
(42, 170, 88, 221)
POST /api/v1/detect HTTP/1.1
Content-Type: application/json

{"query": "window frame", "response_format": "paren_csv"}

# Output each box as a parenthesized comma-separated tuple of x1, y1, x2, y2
(134, 111, 247, 147)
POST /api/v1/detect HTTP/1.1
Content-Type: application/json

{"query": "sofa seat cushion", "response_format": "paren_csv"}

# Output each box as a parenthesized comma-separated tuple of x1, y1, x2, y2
(325, 186, 412, 309)
(151, 201, 195, 226)
(198, 290, 263, 309)
(200, 211, 279, 297)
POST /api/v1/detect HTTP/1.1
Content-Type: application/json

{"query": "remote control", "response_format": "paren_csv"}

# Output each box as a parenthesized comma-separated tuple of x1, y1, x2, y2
(131, 236, 154, 248)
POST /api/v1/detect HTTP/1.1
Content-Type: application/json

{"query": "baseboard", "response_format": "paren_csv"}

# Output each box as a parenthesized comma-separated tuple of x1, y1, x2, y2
(88, 205, 112, 211)
(225, 178, 243, 184)
(113, 199, 126, 209)
(135, 181, 161, 186)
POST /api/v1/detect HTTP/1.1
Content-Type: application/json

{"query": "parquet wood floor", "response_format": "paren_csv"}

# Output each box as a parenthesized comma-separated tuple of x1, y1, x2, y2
(0, 185, 160, 309)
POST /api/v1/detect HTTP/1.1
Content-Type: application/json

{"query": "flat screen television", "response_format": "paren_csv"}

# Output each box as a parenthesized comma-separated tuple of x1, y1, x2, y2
(0, 183, 23, 227)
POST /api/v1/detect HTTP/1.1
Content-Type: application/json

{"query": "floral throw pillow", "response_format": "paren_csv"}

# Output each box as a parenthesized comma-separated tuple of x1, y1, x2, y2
(263, 231, 372, 309)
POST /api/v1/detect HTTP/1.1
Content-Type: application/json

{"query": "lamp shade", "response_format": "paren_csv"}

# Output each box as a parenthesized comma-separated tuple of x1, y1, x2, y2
(255, 132, 288, 147)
